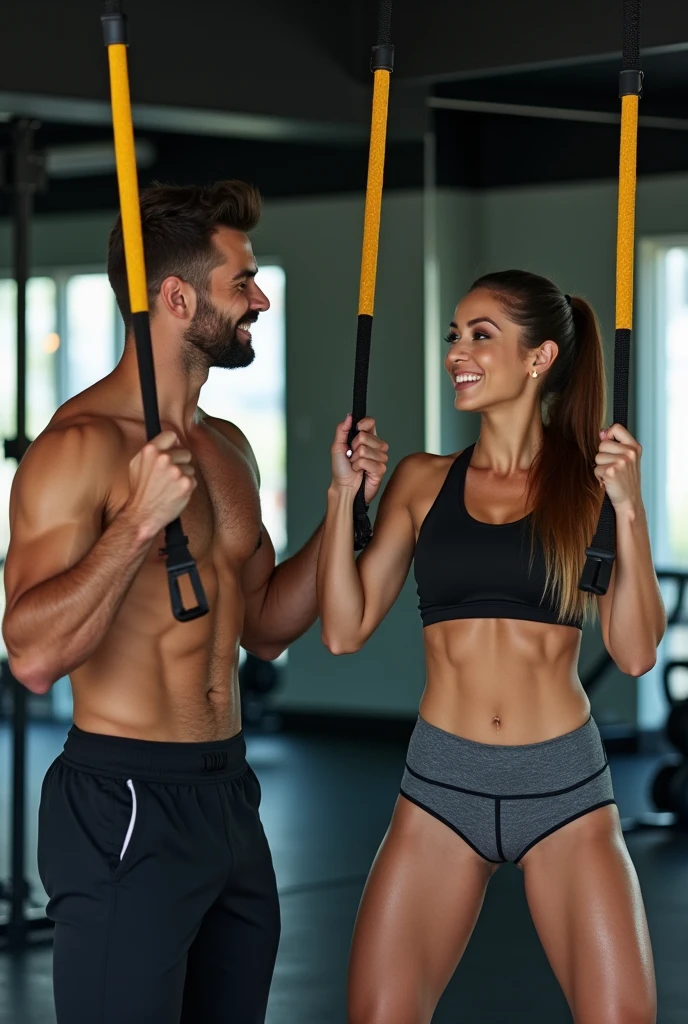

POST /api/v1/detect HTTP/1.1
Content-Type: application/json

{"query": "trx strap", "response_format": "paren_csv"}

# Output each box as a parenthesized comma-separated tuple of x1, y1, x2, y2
(101, 1, 209, 622)
(349, 0, 394, 550)
(579, 0, 642, 596)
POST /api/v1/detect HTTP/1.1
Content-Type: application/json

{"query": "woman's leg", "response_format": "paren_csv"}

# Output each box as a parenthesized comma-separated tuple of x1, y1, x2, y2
(521, 805, 656, 1024)
(348, 795, 498, 1024)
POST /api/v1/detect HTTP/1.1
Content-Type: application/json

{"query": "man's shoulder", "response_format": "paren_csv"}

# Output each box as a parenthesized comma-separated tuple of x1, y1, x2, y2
(19, 411, 125, 482)
(200, 411, 249, 448)
(199, 412, 259, 476)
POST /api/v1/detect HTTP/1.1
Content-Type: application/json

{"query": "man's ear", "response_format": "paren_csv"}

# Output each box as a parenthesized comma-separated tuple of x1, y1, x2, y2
(158, 276, 196, 321)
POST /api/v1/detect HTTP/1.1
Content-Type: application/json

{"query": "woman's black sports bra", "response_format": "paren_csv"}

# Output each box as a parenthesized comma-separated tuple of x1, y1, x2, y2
(413, 445, 583, 630)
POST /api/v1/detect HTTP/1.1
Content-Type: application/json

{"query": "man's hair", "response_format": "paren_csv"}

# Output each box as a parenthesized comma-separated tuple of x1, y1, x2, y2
(107, 180, 262, 327)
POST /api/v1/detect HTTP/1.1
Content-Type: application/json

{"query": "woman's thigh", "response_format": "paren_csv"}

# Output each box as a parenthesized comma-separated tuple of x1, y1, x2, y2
(521, 805, 656, 1024)
(348, 794, 497, 1024)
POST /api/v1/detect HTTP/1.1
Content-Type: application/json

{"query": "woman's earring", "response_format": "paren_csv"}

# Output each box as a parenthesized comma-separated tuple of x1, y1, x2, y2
(531, 369, 539, 379)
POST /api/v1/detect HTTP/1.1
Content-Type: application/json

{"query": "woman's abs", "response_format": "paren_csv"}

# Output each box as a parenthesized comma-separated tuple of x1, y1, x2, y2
(420, 617, 589, 745)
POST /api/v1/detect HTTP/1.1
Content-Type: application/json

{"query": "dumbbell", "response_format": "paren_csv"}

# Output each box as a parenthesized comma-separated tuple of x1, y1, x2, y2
(667, 701, 688, 757)
(652, 761, 688, 819)
(240, 654, 279, 697)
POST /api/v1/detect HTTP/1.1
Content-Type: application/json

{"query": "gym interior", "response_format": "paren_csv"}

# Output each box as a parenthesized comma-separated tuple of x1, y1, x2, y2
(1, 2, 688, 1022)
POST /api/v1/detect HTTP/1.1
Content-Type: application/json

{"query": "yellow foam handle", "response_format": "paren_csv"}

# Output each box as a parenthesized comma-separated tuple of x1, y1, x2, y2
(616, 94, 639, 331)
(107, 44, 148, 314)
(358, 69, 390, 317)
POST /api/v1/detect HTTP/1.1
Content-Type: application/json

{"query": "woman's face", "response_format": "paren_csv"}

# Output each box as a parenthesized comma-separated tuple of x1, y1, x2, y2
(444, 288, 554, 414)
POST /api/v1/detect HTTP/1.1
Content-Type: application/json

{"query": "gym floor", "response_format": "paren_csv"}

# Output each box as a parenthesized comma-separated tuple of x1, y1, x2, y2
(0, 722, 687, 1023)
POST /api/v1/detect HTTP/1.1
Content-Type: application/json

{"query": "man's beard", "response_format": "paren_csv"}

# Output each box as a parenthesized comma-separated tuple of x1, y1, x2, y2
(183, 290, 256, 370)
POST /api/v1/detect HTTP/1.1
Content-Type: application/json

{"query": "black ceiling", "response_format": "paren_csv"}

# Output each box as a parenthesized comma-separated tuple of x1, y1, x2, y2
(435, 49, 688, 118)
(1, 2, 688, 210)
(391, 0, 688, 82)
(432, 47, 688, 189)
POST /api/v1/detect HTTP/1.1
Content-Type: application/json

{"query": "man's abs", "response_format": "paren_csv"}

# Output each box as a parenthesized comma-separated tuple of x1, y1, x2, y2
(70, 560, 246, 743)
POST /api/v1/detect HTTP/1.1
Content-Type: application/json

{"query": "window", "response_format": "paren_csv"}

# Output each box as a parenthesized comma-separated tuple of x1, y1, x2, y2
(63, 274, 119, 399)
(0, 276, 61, 557)
(0, 272, 118, 560)
(638, 240, 688, 722)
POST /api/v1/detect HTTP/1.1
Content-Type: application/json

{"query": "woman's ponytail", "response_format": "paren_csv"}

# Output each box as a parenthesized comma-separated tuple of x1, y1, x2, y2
(470, 271, 606, 624)
(531, 295, 606, 624)
(549, 296, 606, 467)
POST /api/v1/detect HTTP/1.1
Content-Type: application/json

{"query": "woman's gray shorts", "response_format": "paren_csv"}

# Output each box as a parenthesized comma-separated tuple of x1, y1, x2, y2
(400, 715, 615, 864)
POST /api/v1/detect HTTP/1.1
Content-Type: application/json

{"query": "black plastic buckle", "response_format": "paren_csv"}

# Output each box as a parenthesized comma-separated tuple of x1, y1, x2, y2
(160, 535, 209, 622)
(619, 69, 643, 98)
(371, 44, 395, 73)
(579, 547, 615, 596)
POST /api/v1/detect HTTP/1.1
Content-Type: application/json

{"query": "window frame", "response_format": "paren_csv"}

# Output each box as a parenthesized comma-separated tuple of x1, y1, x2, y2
(636, 235, 688, 566)
(637, 234, 688, 726)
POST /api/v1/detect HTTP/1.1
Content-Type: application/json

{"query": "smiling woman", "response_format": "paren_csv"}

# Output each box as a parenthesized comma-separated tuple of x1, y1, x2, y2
(445, 271, 605, 625)
(318, 255, 663, 1024)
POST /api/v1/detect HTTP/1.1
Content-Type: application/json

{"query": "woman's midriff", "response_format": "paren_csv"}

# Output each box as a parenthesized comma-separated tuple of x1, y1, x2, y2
(419, 617, 590, 746)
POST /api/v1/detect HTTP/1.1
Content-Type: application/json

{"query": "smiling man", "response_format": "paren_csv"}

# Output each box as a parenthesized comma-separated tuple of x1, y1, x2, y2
(1, 180, 387, 1024)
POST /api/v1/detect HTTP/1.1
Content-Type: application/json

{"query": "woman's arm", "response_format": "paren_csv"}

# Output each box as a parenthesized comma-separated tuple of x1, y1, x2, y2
(318, 416, 418, 655)
(595, 424, 666, 676)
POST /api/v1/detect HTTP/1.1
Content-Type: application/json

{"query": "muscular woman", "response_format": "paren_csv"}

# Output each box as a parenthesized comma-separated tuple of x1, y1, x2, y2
(318, 270, 665, 1024)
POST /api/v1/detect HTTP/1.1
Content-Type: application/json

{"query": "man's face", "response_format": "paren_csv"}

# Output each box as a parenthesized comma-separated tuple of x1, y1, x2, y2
(183, 227, 270, 369)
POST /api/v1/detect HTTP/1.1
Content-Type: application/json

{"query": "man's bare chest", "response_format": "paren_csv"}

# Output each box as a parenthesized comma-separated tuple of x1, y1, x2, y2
(106, 428, 262, 569)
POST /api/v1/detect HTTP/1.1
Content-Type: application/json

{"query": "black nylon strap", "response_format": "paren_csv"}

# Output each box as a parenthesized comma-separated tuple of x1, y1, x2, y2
(349, 314, 373, 550)
(619, 2, 642, 93)
(129, 269, 207, 619)
(580, 495, 617, 595)
(581, 327, 631, 593)
(377, 0, 393, 46)
(613, 327, 630, 428)
(131, 315, 208, 620)
(131, 312, 161, 440)
(350, 314, 372, 440)
(622, 0, 641, 70)
(352, 483, 372, 551)
(579, 4, 640, 598)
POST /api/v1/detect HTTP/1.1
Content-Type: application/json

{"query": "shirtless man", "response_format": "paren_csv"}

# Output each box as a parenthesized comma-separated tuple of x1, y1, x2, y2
(1, 179, 387, 1024)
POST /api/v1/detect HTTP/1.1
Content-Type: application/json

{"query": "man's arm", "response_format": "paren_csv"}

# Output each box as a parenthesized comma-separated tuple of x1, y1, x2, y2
(240, 522, 324, 661)
(2, 423, 195, 692)
(203, 413, 322, 660)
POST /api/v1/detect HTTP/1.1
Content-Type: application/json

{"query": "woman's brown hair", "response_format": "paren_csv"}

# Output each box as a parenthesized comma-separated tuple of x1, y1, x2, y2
(470, 270, 606, 624)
